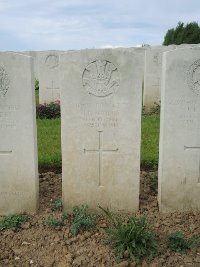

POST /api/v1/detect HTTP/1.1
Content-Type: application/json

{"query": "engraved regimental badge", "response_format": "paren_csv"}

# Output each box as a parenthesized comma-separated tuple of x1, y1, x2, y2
(188, 59, 200, 96)
(82, 60, 120, 97)
(45, 55, 59, 69)
(0, 66, 10, 97)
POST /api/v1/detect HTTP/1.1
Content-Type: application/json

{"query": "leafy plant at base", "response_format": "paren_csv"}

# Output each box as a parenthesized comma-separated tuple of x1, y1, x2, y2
(167, 231, 199, 253)
(0, 214, 29, 231)
(70, 205, 97, 235)
(44, 212, 68, 228)
(99, 206, 158, 263)
(52, 198, 63, 210)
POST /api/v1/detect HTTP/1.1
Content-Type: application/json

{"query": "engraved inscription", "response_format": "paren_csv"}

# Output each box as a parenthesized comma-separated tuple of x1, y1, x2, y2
(45, 55, 59, 69)
(83, 131, 118, 186)
(187, 59, 200, 96)
(0, 105, 19, 129)
(82, 60, 120, 97)
(184, 145, 200, 183)
(0, 66, 10, 97)
(74, 103, 122, 129)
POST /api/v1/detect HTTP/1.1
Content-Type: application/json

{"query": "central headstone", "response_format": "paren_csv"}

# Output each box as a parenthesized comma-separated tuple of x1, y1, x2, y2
(60, 49, 143, 212)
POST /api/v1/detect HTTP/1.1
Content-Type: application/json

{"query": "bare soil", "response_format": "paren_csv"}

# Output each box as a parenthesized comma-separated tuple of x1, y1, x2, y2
(1, 171, 200, 267)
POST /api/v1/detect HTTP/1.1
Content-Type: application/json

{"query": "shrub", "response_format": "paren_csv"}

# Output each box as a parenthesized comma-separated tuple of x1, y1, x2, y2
(0, 214, 29, 230)
(99, 206, 158, 263)
(36, 100, 60, 119)
(167, 231, 199, 253)
(70, 205, 97, 235)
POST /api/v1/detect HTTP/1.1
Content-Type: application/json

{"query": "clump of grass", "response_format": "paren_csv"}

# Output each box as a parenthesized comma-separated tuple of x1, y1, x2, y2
(0, 214, 29, 231)
(52, 198, 62, 211)
(70, 205, 97, 235)
(99, 206, 158, 263)
(167, 231, 199, 253)
(44, 212, 68, 228)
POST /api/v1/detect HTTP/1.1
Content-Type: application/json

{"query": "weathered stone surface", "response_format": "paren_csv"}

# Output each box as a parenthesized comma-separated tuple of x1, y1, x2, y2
(158, 47, 200, 212)
(60, 48, 143, 212)
(38, 50, 63, 104)
(0, 52, 38, 215)
(143, 45, 176, 112)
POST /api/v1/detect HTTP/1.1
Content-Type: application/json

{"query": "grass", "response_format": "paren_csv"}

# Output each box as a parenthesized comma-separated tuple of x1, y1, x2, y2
(37, 118, 61, 171)
(141, 114, 160, 168)
(35, 90, 39, 105)
(36, 114, 160, 171)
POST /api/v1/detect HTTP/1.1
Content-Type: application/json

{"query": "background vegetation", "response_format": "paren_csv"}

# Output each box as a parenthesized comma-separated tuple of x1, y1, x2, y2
(163, 21, 200, 45)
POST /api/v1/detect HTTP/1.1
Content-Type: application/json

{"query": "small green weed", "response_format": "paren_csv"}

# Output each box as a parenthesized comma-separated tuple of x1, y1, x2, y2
(99, 206, 158, 263)
(35, 79, 39, 91)
(44, 212, 68, 228)
(70, 205, 97, 235)
(0, 214, 29, 231)
(52, 198, 63, 210)
(167, 231, 199, 253)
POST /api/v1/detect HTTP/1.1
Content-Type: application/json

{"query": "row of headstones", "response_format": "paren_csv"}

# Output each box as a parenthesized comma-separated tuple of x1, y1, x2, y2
(18, 44, 200, 108)
(0, 47, 200, 215)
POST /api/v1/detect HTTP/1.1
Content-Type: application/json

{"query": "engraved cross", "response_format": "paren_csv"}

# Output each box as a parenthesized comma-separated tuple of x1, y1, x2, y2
(84, 131, 118, 186)
(47, 80, 59, 101)
(184, 145, 200, 183)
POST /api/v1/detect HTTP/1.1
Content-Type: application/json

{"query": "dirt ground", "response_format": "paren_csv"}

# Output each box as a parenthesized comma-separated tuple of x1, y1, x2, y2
(1, 171, 200, 267)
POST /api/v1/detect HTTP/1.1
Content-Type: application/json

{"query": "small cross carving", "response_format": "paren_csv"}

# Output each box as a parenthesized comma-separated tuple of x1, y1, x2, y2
(184, 145, 200, 183)
(84, 131, 118, 186)
(46, 80, 60, 101)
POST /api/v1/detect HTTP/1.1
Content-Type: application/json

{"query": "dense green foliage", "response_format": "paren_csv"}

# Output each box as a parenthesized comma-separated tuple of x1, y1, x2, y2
(167, 232, 199, 253)
(44, 213, 68, 228)
(36, 101, 60, 119)
(163, 22, 200, 45)
(0, 214, 29, 230)
(99, 206, 158, 262)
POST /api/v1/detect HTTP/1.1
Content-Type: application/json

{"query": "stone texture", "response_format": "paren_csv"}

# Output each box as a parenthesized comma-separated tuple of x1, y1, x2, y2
(158, 47, 200, 212)
(60, 48, 143, 212)
(143, 45, 176, 112)
(38, 50, 63, 104)
(0, 52, 38, 215)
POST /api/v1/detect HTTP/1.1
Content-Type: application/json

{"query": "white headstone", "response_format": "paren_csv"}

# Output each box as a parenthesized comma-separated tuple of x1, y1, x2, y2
(38, 51, 62, 104)
(60, 48, 143, 212)
(143, 46, 176, 112)
(0, 52, 38, 215)
(158, 47, 200, 212)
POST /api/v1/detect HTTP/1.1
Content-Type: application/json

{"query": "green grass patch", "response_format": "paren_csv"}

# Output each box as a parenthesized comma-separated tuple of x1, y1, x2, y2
(37, 118, 61, 171)
(35, 89, 39, 105)
(141, 114, 160, 168)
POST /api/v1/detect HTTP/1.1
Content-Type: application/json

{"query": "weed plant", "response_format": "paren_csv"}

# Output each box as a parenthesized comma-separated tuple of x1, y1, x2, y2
(0, 214, 29, 231)
(44, 213, 68, 228)
(70, 205, 97, 235)
(167, 231, 199, 253)
(99, 206, 158, 263)
(52, 199, 63, 211)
